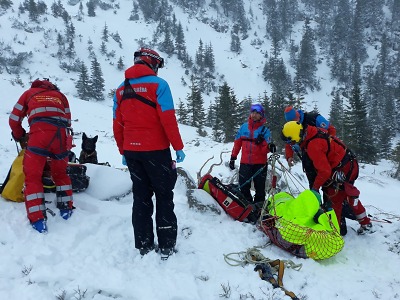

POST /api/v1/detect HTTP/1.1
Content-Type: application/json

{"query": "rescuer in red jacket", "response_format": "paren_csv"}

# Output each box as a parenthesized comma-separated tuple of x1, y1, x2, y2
(113, 48, 185, 259)
(283, 106, 337, 167)
(9, 79, 74, 233)
(281, 121, 373, 235)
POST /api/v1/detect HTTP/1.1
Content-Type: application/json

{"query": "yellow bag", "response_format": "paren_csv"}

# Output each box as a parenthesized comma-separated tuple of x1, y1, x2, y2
(1, 150, 25, 202)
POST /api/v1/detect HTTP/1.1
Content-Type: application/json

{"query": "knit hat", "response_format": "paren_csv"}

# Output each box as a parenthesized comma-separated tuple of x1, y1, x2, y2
(250, 103, 265, 117)
(284, 106, 300, 122)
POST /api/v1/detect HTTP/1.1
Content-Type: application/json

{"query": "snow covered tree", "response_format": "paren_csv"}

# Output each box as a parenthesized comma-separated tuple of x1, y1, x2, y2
(186, 76, 206, 129)
(75, 62, 91, 101)
(294, 18, 319, 92)
(213, 82, 240, 143)
(89, 57, 105, 101)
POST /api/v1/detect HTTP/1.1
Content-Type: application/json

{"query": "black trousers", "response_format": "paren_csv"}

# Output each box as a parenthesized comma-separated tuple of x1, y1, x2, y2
(124, 149, 178, 250)
(238, 163, 267, 203)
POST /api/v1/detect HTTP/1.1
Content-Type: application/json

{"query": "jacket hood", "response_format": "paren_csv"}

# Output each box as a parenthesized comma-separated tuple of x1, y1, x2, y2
(125, 64, 157, 79)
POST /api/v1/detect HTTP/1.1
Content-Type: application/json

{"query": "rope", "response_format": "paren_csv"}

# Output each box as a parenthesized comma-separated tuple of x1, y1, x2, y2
(365, 205, 400, 222)
(223, 246, 302, 271)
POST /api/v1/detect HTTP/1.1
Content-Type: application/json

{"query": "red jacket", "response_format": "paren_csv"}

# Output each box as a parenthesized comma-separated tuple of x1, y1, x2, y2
(113, 64, 183, 153)
(9, 86, 71, 140)
(231, 117, 271, 164)
(285, 124, 336, 160)
(300, 126, 346, 190)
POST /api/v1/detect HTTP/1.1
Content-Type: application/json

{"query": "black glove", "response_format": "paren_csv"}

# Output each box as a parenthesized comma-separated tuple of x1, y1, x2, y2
(12, 131, 28, 149)
(229, 156, 236, 170)
(268, 142, 276, 153)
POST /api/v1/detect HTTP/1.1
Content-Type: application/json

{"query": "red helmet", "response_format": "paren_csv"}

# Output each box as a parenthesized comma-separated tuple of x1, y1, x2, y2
(134, 48, 164, 74)
(31, 78, 59, 90)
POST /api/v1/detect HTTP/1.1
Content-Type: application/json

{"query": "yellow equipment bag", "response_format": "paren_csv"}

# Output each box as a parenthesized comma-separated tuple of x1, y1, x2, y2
(1, 150, 25, 202)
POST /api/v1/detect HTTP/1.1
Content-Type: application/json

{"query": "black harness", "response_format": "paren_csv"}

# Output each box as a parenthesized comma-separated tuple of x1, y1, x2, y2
(301, 130, 356, 186)
(242, 125, 268, 145)
(120, 78, 156, 108)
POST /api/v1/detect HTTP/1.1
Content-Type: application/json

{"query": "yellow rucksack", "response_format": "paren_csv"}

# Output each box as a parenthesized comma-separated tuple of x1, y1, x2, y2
(1, 150, 25, 202)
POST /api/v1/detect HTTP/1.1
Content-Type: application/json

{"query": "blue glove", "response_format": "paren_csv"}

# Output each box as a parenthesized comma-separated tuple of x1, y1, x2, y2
(122, 155, 127, 166)
(176, 150, 186, 163)
(311, 189, 322, 205)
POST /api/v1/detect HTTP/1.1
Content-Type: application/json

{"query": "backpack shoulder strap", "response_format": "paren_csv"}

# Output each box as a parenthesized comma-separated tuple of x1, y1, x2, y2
(121, 78, 156, 109)
(304, 129, 331, 153)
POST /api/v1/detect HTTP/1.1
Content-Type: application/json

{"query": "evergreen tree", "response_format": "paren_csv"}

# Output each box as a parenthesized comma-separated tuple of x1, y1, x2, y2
(329, 89, 345, 138)
(268, 92, 288, 148)
(186, 76, 206, 129)
(87, 38, 95, 59)
(129, 1, 140, 21)
(100, 41, 107, 55)
(263, 56, 292, 97)
(75, 62, 91, 101)
(56, 33, 65, 59)
(294, 18, 319, 92)
(77, 1, 84, 21)
(161, 27, 175, 56)
(329, 0, 352, 85)
(343, 66, 376, 163)
(230, 24, 242, 54)
(51, 0, 65, 18)
(0, 0, 13, 10)
(206, 101, 217, 128)
(265, 0, 283, 45)
(90, 57, 105, 101)
(102, 23, 109, 42)
(176, 99, 189, 125)
(204, 43, 215, 73)
(26, 0, 38, 22)
(175, 22, 186, 61)
(213, 82, 240, 143)
(392, 0, 400, 32)
(117, 56, 124, 71)
(195, 39, 204, 72)
(87, 0, 95, 17)
(392, 141, 400, 180)
(112, 32, 123, 49)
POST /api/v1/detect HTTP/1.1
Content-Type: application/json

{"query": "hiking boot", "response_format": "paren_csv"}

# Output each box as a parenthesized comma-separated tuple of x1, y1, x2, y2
(139, 244, 156, 256)
(31, 219, 48, 234)
(357, 223, 374, 235)
(160, 247, 177, 260)
(340, 215, 347, 236)
(60, 209, 73, 220)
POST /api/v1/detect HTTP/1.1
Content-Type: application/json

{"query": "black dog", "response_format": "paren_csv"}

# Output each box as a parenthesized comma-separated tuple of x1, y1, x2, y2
(78, 133, 98, 164)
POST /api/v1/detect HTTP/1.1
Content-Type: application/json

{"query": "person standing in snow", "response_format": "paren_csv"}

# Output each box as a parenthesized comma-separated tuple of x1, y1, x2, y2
(281, 121, 373, 235)
(229, 103, 276, 203)
(9, 78, 74, 233)
(283, 106, 336, 167)
(113, 48, 185, 259)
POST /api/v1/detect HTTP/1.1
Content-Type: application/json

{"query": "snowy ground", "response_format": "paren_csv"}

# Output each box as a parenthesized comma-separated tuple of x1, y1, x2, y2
(1, 107, 400, 299)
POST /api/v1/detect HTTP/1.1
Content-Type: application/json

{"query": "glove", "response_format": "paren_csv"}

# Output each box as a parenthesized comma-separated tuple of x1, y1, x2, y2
(287, 157, 294, 167)
(122, 155, 127, 166)
(268, 143, 276, 153)
(311, 189, 322, 205)
(176, 150, 186, 163)
(12, 131, 28, 149)
(229, 156, 236, 170)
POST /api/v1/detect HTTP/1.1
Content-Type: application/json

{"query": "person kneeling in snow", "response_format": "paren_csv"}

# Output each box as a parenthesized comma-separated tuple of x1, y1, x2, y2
(9, 78, 74, 233)
(281, 121, 373, 235)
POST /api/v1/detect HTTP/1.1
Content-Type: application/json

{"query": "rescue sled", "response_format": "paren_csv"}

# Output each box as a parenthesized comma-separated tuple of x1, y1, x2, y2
(259, 154, 344, 260)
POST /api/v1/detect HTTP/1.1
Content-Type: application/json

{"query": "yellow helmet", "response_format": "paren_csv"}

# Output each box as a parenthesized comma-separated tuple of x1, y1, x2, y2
(281, 121, 304, 143)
